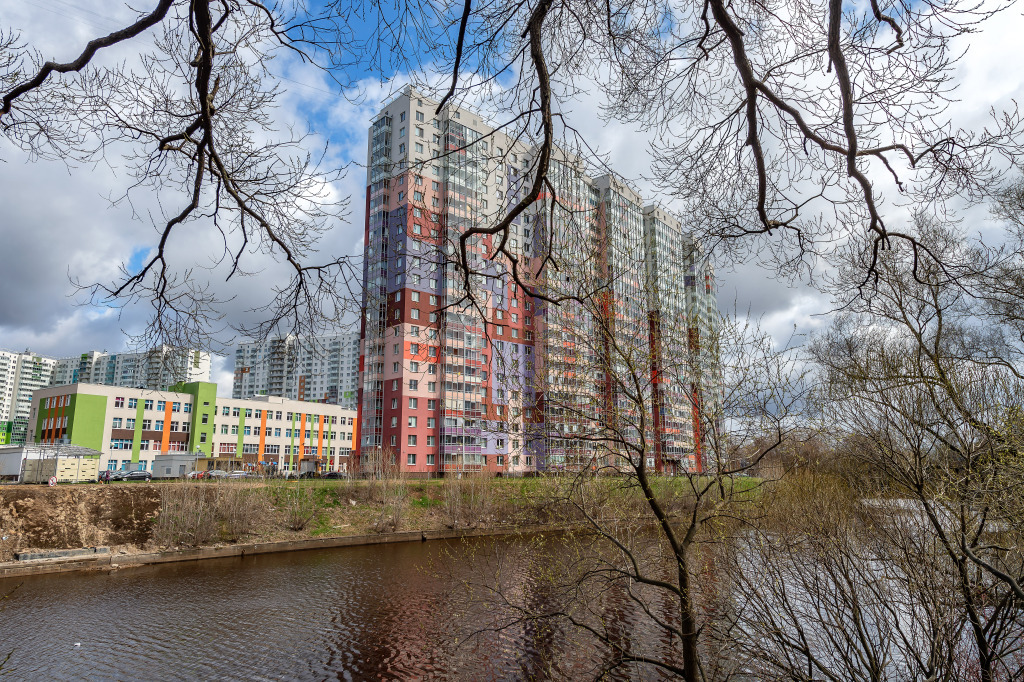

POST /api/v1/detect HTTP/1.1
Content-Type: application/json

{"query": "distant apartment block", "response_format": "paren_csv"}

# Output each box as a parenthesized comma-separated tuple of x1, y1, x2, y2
(0, 349, 59, 446)
(232, 333, 361, 409)
(29, 382, 356, 474)
(52, 346, 211, 390)
(358, 86, 719, 477)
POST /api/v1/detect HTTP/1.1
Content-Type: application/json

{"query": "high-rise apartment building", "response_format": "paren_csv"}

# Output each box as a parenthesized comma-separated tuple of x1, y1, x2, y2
(232, 333, 361, 409)
(358, 86, 718, 477)
(0, 349, 59, 446)
(51, 346, 211, 390)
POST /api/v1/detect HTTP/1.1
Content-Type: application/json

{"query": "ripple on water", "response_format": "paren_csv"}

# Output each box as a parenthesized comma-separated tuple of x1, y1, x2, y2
(0, 536, 678, 681)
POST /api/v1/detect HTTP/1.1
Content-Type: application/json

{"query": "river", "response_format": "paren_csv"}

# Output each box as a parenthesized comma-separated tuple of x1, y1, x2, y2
(0, 535, 669, 681)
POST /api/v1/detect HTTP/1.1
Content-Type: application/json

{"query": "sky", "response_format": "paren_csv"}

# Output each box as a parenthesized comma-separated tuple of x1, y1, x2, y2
(1, 0, 1023, 395)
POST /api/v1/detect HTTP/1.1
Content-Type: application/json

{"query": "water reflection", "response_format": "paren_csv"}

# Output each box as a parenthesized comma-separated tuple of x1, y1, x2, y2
(0, 535, 671, 681)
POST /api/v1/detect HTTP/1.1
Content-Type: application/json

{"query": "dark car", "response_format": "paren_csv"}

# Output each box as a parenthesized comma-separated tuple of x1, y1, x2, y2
(322, 471, 345, 479)
(122, 470, 152, 482)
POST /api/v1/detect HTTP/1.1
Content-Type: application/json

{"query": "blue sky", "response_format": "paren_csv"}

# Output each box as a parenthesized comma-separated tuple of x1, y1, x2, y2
(2, 0, 1023, 394)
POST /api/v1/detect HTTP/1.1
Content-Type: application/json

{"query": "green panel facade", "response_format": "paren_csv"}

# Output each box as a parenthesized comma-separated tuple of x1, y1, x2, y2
(131, 398, 145, 462)
(237, 408, 245, 458)
(173, 381, 217, 458)
(67, 393, 107, 452)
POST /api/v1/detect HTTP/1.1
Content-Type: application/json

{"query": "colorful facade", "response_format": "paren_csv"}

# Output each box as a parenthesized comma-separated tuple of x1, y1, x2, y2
(29, 383, 355, 473)
(358, 86, 719, 476)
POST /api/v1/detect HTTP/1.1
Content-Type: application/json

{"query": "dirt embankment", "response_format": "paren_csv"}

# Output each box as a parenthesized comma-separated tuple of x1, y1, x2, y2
(0, 486, 161, 561)
(0, 477, 575, 562)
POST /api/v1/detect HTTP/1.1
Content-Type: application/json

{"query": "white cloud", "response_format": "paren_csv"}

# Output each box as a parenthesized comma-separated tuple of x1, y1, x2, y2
(2, 1, 1023, 383)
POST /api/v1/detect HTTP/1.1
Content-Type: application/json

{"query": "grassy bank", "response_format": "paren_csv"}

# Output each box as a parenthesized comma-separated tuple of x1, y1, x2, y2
(0, 474, 762, 561)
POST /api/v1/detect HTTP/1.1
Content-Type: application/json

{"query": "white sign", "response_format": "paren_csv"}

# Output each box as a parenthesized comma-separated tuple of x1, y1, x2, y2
(48, 476, 57, 487)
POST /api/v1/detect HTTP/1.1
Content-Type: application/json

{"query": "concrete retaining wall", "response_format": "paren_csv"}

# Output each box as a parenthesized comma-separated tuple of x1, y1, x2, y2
(0, 524, 562, 579)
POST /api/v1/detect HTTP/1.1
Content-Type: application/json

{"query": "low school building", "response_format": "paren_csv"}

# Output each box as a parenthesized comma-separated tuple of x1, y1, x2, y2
(28, 383, 356, 474)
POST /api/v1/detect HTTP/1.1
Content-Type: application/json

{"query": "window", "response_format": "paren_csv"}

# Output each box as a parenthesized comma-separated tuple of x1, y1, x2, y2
(144, 399, 154, 410)
(411, 292, 420, 303)
(390, 435, 397, 446)
(409, 379, 419, 390)
(114, 397, 124, 408)
(126, 418, 136, 429)
(155, 420, 164, 431)
(407, 453, 416, 465)
(231, 425, 239, 435)
(428, 381, 436, 392)
(400, 111, 406, 122)
(112, 417, 122, 429)
(221, 424, 229, 434)
(416, 111, 424, 122)
(245, 408, 252, 418)
(427, 417, 435, 428)
(173, 401, 182, 412)
(170, 421, 179, 432)
(128, 398, 138, 409)
(411, 361, 420, 372)
(183, 404, 191, 413)
(201, 413, 209, 424)
(274, 428, 281, 437)
(393, 362, 400, 373)
(497, 455, 504, 466)
(408, 435, 417, 446)
(139, 440, 150, 451)
(232, 407, 240, 417)
(222, 406, 229, 416)
(427, 453, 435, 464)
(428, 399, 437, 410)
(110, 439, 132, 450)
(408, 416, 417, 427)
(391, 417, 398, 427)
(157, 401, 166, 410)
(409, 398, 418, 409)
(244, 426, 251, 436)
(411, 308, 420, 320)
(200, 433, 207, 443)
(427, 437, 436, 448)
(415, 142, 423, 153)
(399, 126, 405, 137)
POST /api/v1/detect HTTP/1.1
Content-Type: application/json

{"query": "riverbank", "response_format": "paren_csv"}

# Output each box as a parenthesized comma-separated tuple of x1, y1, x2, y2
(0, 477, 577, 575)
(0, 475, 750, 577)
(0, 524, 565, 578)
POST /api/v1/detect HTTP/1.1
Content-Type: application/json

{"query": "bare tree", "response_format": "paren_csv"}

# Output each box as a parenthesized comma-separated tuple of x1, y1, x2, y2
(805, 222, 1024, 681)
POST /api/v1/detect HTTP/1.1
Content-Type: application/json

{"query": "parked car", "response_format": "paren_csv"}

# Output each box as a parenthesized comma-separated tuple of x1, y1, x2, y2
(108, 469, 132, 481)
(298, 471, 321, 479)
(322, 471, 346, 479)
(122, 470, 152, 482)
(227, 471, 251, 479)
(205, 470, 229, 480)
